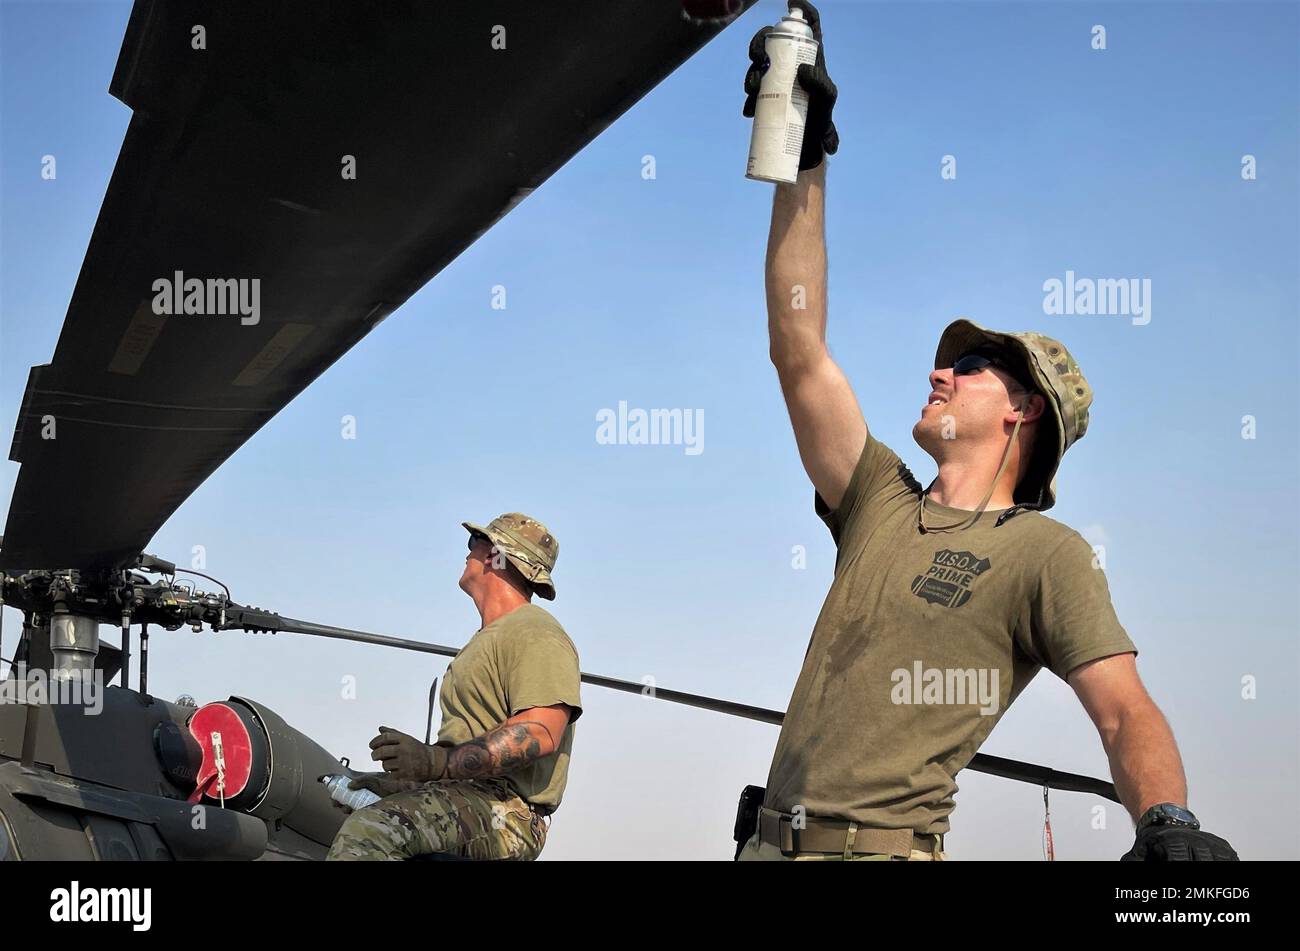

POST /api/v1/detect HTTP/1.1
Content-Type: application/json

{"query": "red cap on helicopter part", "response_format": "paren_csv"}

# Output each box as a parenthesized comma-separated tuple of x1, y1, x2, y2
(187, 702, 256, 805)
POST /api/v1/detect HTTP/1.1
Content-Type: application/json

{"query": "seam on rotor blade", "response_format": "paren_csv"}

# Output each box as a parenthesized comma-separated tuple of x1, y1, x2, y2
(17, 414, 251, 433)
(28, 389, 278, 414)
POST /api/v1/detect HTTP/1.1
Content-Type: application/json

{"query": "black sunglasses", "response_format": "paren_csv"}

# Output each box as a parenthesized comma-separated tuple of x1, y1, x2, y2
(467, 532, 491, 551)
(953, 351, 1027, 389)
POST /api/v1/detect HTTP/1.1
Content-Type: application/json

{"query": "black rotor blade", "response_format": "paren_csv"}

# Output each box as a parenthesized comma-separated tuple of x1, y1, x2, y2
(236, 610, 1121, 803)
(0, 0, 759, 570)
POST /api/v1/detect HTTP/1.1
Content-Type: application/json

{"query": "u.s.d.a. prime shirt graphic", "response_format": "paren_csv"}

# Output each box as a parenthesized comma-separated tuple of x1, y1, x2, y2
(764, 434, 1137, 835)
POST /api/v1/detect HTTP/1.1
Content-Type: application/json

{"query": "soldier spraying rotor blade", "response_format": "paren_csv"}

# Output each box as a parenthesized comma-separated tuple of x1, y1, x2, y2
(734, 0, 1236, 862)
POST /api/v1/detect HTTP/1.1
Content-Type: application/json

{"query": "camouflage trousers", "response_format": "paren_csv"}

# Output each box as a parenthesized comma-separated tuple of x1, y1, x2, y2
(326, 777, 547, 861)
(736, 831, 946, 861)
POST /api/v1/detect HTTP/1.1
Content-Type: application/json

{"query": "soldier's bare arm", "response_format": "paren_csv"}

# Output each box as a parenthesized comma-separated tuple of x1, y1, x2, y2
(1068, 652, 1187, 821)
(767, 162, 867, 510)
(444, 704, 572, 781)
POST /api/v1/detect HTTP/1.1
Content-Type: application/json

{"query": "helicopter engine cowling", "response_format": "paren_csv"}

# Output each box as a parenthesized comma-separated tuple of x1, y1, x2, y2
(187, 697, 350, 848)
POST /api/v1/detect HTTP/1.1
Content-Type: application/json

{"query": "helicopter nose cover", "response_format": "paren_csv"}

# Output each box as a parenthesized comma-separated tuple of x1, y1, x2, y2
(187, 703, 255, 805)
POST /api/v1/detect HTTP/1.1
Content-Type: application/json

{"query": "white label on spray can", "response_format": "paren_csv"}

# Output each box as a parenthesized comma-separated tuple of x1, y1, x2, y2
(746, 22, 819, 185)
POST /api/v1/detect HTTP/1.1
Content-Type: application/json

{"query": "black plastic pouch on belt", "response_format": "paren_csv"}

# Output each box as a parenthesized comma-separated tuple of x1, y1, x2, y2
(733, 784, 766, 859)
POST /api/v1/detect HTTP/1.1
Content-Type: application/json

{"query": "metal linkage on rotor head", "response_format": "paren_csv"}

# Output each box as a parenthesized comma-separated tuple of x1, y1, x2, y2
(0, 554, 223, 691)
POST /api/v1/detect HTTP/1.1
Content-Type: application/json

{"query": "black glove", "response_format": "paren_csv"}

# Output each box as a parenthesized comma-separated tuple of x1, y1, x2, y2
(742, 0, 839, 171)
(1121, 825, 1240, 861)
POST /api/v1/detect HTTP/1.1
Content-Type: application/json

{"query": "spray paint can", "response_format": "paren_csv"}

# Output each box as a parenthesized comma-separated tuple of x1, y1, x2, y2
(745, 4, 819, 185)
(320, 774, 382, 812)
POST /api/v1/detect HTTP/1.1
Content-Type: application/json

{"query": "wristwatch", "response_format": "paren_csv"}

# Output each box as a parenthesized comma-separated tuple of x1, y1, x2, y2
(1136, 802, 1200, 833)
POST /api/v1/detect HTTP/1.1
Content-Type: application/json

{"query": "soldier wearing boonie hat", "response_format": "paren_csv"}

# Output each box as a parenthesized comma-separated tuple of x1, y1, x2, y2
(738, 0, 1236, 863)
(461, 513, 560, 601)
(328, 512, 581, 861)
(929, 318, 1093, 516)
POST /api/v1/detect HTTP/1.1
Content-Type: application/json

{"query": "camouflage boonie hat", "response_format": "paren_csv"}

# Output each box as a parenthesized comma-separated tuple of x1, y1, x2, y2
(935, 318, 1093, 512)
(462, 513, 559, 600)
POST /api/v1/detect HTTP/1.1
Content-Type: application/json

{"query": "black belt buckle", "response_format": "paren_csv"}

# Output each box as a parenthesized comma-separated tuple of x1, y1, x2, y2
(733, 784, 766, 859)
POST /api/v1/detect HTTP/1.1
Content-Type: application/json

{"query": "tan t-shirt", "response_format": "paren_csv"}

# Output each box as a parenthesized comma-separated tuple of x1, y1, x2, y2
(764, 434, 1137, 835)
(437, 604, 582, 811)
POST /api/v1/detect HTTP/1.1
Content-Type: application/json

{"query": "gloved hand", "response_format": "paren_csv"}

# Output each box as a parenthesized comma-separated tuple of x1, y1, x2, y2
(1121, 825, 1240, 861)
(368, 726, 451, 782)
(742, 0, 839, 171)
(347, 772, 419, 798)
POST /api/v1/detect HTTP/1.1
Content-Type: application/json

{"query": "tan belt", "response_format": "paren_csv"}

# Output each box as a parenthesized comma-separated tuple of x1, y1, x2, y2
(758, 807, 942, 858)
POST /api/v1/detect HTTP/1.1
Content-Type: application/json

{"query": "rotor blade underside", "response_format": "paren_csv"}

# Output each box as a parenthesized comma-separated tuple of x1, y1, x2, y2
(1, 0, 756, 569)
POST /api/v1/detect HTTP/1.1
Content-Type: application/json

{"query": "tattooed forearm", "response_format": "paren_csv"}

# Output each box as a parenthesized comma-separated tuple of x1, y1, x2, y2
(445, 721, 551, 780)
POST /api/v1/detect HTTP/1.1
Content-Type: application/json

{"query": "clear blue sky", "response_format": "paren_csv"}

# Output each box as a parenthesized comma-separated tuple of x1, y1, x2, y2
(2, 0, 1296, 859)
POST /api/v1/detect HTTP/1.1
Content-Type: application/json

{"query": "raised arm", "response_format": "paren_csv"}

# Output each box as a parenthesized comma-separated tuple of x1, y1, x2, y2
(749, 3, 864, 509)
(767, 162, 866, 510)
